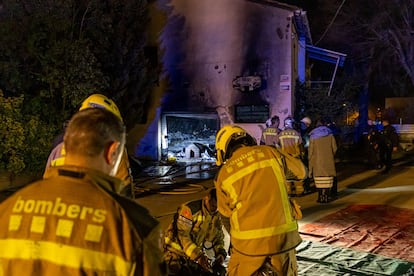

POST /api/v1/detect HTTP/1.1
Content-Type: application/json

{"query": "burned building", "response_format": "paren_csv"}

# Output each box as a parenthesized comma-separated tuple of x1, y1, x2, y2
(132, 0, 345, 162)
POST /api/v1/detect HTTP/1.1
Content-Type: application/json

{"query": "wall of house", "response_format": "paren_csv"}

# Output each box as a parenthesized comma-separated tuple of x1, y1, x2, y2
(133, 0, 302, 160)
(163, 0, 297, 113)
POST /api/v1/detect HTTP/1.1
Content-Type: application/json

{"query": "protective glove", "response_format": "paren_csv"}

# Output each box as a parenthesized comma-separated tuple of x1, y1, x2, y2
(214, 253, 226, 265)
(196, 254, 213, 273)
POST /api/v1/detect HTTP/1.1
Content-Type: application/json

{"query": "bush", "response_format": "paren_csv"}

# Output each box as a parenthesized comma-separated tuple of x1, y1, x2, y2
(0, 90, 55, 175)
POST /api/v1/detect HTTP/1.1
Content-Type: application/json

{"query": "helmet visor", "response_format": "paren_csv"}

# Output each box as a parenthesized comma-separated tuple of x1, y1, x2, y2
(109, 131, 126, 177)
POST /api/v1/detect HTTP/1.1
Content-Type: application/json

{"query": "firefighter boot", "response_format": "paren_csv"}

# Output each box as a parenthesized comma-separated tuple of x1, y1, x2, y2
(316, 188, 322, 203)
(303, 177, 315, 194)
(317, 188, 329, 203)
(330, 177, 338, 201)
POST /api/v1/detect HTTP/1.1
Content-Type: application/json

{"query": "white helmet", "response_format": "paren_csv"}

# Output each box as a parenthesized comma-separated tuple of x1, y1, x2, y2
(300, 117, 312, 127)
(284, 117, 294, 129)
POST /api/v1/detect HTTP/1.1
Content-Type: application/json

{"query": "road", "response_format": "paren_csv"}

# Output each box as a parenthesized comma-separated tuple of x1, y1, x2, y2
(135, 151, 414, 275)
(135, 150, 414, 232)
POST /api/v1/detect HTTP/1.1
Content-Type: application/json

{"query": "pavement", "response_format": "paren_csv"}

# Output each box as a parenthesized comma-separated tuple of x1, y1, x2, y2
(134, 148, 414, 226)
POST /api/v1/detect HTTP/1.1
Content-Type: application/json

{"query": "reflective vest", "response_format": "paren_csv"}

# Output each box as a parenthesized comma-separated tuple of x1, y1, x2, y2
(278, 128, 303, 158)
(0, 166, 166, 276)
(214, 145, 302, 256)
(260, 127, 280, 146)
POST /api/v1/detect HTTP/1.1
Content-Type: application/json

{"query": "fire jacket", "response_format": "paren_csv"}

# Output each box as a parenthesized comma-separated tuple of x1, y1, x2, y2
(308, 126, 337, 178)
(214, 145, 303, 256)
(0, 166, 166, 276)
(43, 142, 133, 190)
(164, 199, 227, 261)
(378, 124, 399, 149)
(260, 126, 281, 146)
(278, 128, 303, 158)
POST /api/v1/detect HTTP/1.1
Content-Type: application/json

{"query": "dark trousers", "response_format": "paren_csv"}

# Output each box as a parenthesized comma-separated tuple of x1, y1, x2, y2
(367, 145, 379, 168)
(379, 145, 392, 171)
(331, 176, 338, 198)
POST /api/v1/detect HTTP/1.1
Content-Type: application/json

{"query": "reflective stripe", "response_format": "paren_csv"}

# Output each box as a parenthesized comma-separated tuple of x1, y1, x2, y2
(185, 243, 197, 257)
(165, 236, 183, 251)
(185, 243, 198, 257)
(194, 214, 203, 224)
(51, 157, 65, 167)
(165, 236, 197, 258)
(263, 128, 278, 138)
(279, 135, 299, 140)
(230, 220, 298, 239)
(264, 128, 278, 133)
(0, 239, 134, 275)
(223, 158, 297, 240)
(314, 176, 334, 188)
(51, 145, 66, 167)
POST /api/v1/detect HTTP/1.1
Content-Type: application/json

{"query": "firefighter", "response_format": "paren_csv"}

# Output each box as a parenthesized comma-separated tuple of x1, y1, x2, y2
(43, 93, 134, 198)
(260, 115, 281, 146)
(0, 108, 167, 275)
(164, 188, 227, 276)
(278, 117, 306, 196)
(362, 119, 381, 169)
(377, 118, 399, 174)
(300, 117, 313, 194)
(300, 117, 312, 151)
(278, 117, 304, 157)
(214, 125, 306, 276)
(308, 118, 338, 203)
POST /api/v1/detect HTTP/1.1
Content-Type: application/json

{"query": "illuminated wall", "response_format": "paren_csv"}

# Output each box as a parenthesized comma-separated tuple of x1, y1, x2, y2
(134, 0, 307, 160)
(160, 0, 298, 115)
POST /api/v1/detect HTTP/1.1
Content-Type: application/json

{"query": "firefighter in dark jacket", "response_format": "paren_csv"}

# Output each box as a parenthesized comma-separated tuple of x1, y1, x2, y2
(378, 118, 399, 174)
(164, 188, 227, 275)
(0, 108, 166, 276)
(363, 119, 381, 169)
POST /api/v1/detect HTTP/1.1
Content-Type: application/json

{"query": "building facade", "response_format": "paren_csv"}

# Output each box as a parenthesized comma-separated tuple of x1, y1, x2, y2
(133, 0, 328, 162)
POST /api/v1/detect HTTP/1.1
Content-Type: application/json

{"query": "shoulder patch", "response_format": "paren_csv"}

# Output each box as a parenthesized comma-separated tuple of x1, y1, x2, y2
(181, 207, 192, 220)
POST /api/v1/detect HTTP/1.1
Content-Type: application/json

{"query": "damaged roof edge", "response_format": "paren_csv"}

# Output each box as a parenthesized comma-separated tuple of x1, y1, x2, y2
(306, 45, 347, 66)
(293, 10, 313, 45)
(248, 0, 313, 45)
(248, 0, 302, 11)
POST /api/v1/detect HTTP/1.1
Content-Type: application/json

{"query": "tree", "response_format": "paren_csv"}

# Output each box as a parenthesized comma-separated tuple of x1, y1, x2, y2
(81, 0, 156, 130)
(0, 92, 25, 174)
(315, 0, 414, 98)
(0, 1, 109, 123)
(0, 90, 55, 175)
(295, 74, 360, 126)
(0, 0, 154, 174)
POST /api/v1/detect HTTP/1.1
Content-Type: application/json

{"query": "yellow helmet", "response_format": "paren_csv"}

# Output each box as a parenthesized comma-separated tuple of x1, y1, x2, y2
(215, 125, 256, 166)
(79, 94, 122, 121)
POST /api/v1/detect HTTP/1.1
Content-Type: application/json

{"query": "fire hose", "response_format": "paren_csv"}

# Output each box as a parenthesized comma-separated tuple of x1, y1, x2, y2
(132, 162, 218, 197)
